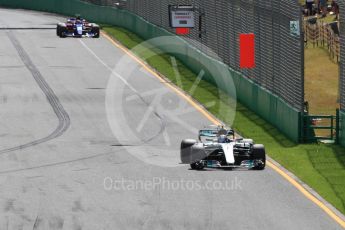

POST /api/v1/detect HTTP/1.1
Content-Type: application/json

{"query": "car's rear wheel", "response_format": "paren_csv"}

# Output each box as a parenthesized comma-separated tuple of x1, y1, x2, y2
(180, 139, 197, 164)
(59, 26, 67, 38)
(92, 26, 100, 38)
(251, 144, 266, 170)
(56, 25, 61, 36)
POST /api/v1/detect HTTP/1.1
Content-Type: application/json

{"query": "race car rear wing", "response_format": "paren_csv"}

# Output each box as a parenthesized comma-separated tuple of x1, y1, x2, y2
(198, 128, 235, 141)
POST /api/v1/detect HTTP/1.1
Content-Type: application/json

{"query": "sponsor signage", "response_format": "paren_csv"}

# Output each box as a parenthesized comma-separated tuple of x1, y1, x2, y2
(169, 5, 195, 28)
(290, 20, 300, 37)
(239, 34, 256, 69)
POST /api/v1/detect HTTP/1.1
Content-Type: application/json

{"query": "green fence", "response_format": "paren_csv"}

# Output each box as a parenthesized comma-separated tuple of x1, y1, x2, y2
(302, 113, 340, 143)
(233, 76, 301, 142)
(0, 0, 301, 142)
(340, 111, 345, 146)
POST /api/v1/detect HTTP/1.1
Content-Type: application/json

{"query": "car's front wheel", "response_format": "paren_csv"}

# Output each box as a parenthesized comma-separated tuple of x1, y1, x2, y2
(91, 26, 100, 38)
(190, 161, 205, 170)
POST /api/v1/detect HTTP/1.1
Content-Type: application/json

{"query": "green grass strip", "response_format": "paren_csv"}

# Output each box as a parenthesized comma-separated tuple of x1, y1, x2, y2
(101, 25, 345, 215)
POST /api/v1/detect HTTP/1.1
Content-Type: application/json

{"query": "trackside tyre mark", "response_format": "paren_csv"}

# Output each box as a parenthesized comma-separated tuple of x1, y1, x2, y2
(0, 31, 70, 154)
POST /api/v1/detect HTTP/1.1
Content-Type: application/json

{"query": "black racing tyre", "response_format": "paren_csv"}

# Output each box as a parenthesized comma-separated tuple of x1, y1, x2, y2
(190, 161, 205, 170)
(252, 144, 266, 170)
(56, 25, 61, 36)
(92, 26, 100, 38)
(180, 139, 197, 164)
(59, 26, 67, 38)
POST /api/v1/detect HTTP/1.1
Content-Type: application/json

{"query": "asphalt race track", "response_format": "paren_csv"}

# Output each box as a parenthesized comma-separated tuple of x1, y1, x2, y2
(0, 8, 343, 230)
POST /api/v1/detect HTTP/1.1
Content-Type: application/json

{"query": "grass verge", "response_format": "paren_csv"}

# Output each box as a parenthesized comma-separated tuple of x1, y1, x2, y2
(101, 25, 345, 216)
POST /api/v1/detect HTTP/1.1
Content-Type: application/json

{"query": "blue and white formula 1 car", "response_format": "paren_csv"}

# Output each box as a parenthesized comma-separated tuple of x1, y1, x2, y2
(56, 16, 100, 38)
(180, 125, 266, 170)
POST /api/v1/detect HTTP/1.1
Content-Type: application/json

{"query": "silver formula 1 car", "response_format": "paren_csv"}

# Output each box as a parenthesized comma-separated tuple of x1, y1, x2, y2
(180, 125, 266, 170)
(56, 16, 100, 38)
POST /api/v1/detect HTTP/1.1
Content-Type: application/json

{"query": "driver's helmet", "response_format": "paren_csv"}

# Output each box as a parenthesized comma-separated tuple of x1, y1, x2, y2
(218, 135, 228, 143)
(76, 16, 82, 23)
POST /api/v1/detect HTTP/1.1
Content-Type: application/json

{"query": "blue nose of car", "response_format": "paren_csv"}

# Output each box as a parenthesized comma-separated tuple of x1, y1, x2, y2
(76, 24, 83, 35)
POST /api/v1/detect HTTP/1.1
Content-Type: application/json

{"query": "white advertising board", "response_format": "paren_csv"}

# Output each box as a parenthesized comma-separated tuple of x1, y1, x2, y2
(169, 5, 195, 28)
